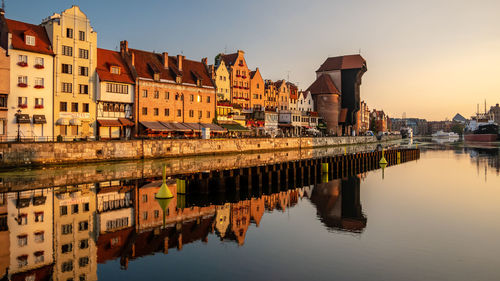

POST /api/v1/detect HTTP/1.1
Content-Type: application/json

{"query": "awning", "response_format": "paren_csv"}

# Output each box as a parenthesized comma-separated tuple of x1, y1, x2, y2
(98, 119, 122, 127)
(56, 118, 70, 126)
(16, 114, 30, 124)
(70, 118, 82, 126)
(278, 123, 293, 128)
(202, 123, 226, 133)
(118, 118, 134, 127)
(140, 121, 169, 131)
(220, 122, 249, 132)
(33, 115, 46, 124)
(339, 108, 348, 123)
(159, 122, 191, 132)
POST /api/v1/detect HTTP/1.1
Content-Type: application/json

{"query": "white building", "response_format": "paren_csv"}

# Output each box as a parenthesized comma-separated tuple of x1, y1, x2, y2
(96, 48, 135, 139)
(7, 188, 54, 275)
(2, 18, 54, 140)
(298, 90, 314, 112)
(96, 180, 134, 236)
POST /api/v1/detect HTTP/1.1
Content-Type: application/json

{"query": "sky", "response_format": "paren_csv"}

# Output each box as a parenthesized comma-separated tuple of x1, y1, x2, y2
(5, 0, 500, 120)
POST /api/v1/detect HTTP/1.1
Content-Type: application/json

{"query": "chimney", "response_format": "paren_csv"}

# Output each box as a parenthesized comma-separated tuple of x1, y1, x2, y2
(177, 54, 183, 72)
(201, 57, 207, 65)
(120, 40, 128, 55)
(131, 52, 135, 66)
(162, 52, 168, 68)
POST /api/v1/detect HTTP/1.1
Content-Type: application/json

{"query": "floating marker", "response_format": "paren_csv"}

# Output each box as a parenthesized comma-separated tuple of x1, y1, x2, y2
(156, 165, 174, 199)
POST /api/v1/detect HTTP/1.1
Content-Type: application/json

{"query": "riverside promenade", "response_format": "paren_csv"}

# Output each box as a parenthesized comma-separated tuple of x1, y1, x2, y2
(0, 135, 400, 169)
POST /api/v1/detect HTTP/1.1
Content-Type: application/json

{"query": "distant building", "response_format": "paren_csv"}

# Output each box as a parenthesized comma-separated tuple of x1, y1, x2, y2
(452, 113, 467, 123)
(0, 45, 8, 141)
(264, 80, 278, 111)
(391, 118, 428, 135)
(287, 82, 298, 111)
(297, 90, 314, 112)
(488, 103, 500, 124)
(275, 80, 288, 111)
(249, 68, 264, 111)
(371, 110, 388, 133)
(359, 101, 370, 134)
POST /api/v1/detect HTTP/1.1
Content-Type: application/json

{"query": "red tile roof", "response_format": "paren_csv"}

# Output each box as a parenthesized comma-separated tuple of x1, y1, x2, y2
(97, 48, 134, 84)
(316, 54, 366, 72)
(306, 74, 340, 95)
(5, 18, 53, 55)
(130, 48, 214, 87)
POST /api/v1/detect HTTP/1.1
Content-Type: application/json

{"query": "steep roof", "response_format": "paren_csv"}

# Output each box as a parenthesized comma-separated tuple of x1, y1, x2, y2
(452, 113, 467, 122)
(5, 18, 53, 55)
(316, 54, 366, 72)
(220, 52, 238, 66)
(306, 74, 340, 95)
(130, 48, 214, 88)
(96, 48, 134, 84)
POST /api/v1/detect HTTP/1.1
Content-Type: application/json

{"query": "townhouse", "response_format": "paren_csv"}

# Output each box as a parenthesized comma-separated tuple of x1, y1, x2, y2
(264, 79, 278, 111)
(219, 50, 251, 109)
(249, 68, 264, 111)
(0, 45, 8, 141)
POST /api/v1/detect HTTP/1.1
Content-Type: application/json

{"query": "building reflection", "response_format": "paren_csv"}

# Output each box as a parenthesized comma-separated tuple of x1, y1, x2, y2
(0, 172, 368, 279)
(465, 147, 500, 176)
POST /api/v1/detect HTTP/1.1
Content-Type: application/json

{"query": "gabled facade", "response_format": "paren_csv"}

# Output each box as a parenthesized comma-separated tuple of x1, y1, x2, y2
(42, 6, 98, 139)
(0, 17, 54, 140)
(219, 50, 250, 109)
(264, 79, 278, 111)
(249, 68, 264, 111)
(0, 45, 8, 141)
(298, 90, 314, 112)
(287, 82, 298, 111)
(275, 80, 289, 111)
(96, 48, 135, 139)
(212, 57, 230, 102)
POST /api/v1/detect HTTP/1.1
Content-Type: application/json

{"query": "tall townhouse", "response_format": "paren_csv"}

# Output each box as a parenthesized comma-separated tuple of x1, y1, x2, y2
(53, 185, 97, 281)
(42, 6, 97, 139)
(6, 189, 54, 278)
(287, 82, 299, 111)
(96, 48, 135, 139)
(264, 80, 278, 110)
(0, 17, 54, 141)
(275, 80, 289, 111)
(210, 57, 232, 123)
(219, 50, 250, 109)
(249, 68, 264, 111)
(0, 45, 8, 141)
(119, 41, 217, 136)
(298, 90, 314, 112)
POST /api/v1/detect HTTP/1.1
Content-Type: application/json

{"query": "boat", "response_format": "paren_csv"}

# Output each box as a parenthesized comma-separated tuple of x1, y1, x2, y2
(432, 130, 459, 138)
(400, 127, 413, 139)
(464, 113, 499, 142)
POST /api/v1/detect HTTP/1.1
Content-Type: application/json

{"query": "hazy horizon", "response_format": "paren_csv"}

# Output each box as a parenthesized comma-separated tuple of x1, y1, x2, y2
(5, 0, 500, 120)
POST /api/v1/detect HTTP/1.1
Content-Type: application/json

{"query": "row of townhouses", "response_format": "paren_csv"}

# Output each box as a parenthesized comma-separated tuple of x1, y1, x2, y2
(0, 5, 371, 141)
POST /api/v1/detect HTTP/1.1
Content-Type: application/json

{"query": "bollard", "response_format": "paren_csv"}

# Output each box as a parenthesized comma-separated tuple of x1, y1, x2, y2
(321, 163, 329, 173)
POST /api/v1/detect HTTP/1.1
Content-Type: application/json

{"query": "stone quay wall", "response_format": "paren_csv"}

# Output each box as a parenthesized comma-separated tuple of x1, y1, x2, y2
(0, 135, 400, 169)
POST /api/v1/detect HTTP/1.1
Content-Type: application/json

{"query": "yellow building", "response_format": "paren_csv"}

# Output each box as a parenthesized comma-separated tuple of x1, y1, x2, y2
(212, 58, 230, 102)
(42, 6, 97, 139)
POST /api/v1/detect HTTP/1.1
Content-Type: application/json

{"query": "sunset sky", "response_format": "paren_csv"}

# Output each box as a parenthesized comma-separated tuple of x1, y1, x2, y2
(6, 0, 500, 120)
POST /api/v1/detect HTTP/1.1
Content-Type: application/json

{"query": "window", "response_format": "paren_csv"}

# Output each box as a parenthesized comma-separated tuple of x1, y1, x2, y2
(142, 194, 147, 202)
(177, 109, 181, 117)
(0, 96, 7, 108)
(62, 64, 72, 74)
(153, 108, 159, 116)
(62, 45, 73, 56)
(62, 82, 72, 93)
(190, 95, 194, 102)
(35, 231, 44, 243)
(18, 97, 27, 106)
(34, 78, 44, 88)
(71, 103, 79, 113)
(18, 76, 28, 84)
(207, 111, 211, 118)
(79, 31, 85, 41)
(79, 84, 89, 94)
(34, 251, 44, 264)
(79, 66, 88, 76)
(164, 108, 169, 116)
(60, 102, 68, 112)
(18, 55, 27, 63)
(62, 260, 73, 272)
(17, 235, 28, 247)
(79, 257, 89, 267)
(110, 66, 120, 74)
(78, 221, 89, 231)
(106, 83, 128, 94)
(62, 224, 73, 235)
(189, 110, 194, 117)
(79, 48, 89, 59)
(80, 274, 86, 281)
(60, 205, 68, 215)
(35, 212, 44, 222)
(79, 239, 89, 249)
(207, 96, 211, 103)
(142, 107, 147, 115)
(142, 90, 148, 98)
(198, 95, 202, 102)
(142, 211, 148, 220)
(198, 110, 202, 119)
(153, 210, 160, 218)
(66, 28, 73, 38)
(35, 57, 44, 67)
(83, 202, 89, 211)
(61, 243, 73, 253)
(17, 256, 28, 268)
(165, 92, 170, 99)
(25, 35, 35, 46)
(83, 103, 89, 113)
(154, 91, 159, 99)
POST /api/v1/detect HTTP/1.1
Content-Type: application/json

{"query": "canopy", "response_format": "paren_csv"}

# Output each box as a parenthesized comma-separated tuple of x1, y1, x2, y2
(56, 118, 70, 126)
(140, 121, 169, 131)
(220, 122, 249, 132)
(118, 118, 134, 127)
(98, 119, 122, 127)
(70, 118, 82, 126)
(160, 122, 191, 132)
(32, 115, 46, 124)
(16, 114, 30, 124)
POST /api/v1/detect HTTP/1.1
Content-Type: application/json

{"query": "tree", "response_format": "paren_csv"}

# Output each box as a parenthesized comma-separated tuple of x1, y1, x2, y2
(450, 122, 465, 135)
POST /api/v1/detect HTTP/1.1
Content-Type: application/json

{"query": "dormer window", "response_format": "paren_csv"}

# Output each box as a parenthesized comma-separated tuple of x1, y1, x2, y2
(25, 35, 35, 46)
(111, 66, 120, 75)
(197, 79, 202, 87)
(176, 76, 182, 84)
(153, 73, 160, 81)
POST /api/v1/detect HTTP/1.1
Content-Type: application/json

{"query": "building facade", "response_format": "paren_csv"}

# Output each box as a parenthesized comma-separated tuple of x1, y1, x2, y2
(276, 80, 289, 111)
(298, 90, 314, 112)
(307, 74, 341, 134)
(0, 46, 8, 141)
(212, 57, 230, 102)
(250, 68, 265, 111)
(359, 100, 370, 134)
(220, 51, 250, 109)
(96, 48, 135, 139)
(264, 80, 278, 111)
(0, 18, 54, 141)
(42, 6, 98, 139)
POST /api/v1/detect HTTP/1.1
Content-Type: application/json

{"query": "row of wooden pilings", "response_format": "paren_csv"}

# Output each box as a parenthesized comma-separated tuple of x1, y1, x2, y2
(176, 148, 420, 197)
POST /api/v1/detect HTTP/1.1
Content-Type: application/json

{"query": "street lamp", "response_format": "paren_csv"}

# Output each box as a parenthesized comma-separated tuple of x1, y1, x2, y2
(15, 109, 21, 142)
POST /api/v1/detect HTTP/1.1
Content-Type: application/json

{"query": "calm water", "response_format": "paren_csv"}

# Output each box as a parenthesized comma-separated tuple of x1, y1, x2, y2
(1, 142, 499, 281)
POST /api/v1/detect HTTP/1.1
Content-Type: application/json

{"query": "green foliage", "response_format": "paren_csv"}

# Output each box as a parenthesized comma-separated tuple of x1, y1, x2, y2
(450, 122, 465, 135)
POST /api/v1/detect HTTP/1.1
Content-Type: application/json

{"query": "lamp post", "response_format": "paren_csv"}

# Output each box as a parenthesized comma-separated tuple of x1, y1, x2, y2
(16, 109, 21, 142)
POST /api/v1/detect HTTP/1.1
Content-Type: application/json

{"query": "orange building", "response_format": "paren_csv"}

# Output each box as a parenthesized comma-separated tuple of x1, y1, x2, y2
(275, 80, 289, 111)
(219, 50, 250, 109)
(249, 68, 264, 111)
(264, 80, 278, 111)
(119, 41, 218, 137)
(229, 200, 251, 246)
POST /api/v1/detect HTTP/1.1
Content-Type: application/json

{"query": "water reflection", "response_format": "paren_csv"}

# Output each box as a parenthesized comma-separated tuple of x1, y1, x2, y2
(0, 171, 367, 280)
